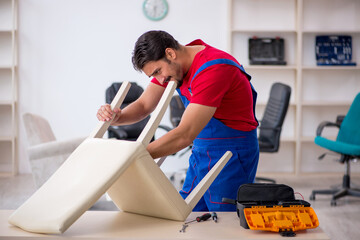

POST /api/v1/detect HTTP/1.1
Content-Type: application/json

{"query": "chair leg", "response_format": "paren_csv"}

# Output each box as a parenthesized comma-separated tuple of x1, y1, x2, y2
(310, 189, 339, 200)
(332, 189, 348, 201)
(348, 188, 360, 197)
(310, 159, 360, 206)
(329, 186, 360, 206)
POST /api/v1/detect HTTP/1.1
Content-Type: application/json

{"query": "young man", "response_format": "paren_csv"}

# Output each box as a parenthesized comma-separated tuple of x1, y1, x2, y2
(97, 30, 259, 211)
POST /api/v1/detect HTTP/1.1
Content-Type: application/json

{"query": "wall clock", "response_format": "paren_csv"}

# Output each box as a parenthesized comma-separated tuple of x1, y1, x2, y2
(143, 0, 169, 21)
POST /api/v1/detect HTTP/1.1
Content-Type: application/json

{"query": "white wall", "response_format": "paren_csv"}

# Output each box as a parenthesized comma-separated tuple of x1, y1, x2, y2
(18, 0, 228, 173)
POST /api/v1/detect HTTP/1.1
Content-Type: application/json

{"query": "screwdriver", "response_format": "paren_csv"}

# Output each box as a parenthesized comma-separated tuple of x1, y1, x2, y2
(211, 212, 218, 222)
(185, 213, 212, 224)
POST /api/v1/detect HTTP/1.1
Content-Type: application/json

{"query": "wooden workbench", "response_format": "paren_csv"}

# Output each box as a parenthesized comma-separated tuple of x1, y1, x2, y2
(1, 210, 330, 240)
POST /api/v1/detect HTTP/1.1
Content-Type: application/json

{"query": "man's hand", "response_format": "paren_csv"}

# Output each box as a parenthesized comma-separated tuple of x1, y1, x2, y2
(96, 104, 121, 124)
(96, 82, 165, 126)
(147, 103, 216, 159)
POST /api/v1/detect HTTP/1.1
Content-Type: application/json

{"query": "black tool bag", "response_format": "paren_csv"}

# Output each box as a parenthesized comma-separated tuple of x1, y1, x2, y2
(223, 183, 310, 229)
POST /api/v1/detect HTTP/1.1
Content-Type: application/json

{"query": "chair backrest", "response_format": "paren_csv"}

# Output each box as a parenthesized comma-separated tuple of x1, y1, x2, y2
(23, 113, 56, 146)
(106, 82, 150, 140)
(337, 93, 360, 145)
(169, 95, 185, 127)
(258, 82, 291, 152)
(106, 82, 144, 106)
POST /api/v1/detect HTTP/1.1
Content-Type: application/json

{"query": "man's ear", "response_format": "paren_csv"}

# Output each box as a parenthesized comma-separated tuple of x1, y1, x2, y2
(165, 48, 176, 60)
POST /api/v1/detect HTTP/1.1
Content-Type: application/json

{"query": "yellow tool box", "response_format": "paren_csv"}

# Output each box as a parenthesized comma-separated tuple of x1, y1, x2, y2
(223, 183, 319, 237)
(244, 205, 319, 233)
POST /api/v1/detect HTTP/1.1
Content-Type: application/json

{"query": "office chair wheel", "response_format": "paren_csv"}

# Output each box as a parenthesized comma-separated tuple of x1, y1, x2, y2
(309, 193, 315, 201)
(331, 199, 337, 206)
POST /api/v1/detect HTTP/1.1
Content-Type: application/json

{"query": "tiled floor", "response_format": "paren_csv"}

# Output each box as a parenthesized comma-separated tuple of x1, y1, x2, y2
(1, 173, 360, 239)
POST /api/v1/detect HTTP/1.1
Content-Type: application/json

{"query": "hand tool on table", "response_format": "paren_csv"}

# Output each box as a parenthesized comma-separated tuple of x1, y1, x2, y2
(185, 213, 212, 224)
(179, 224, 188, 233)
(179, 213, 212, 233)
(211, 212, 218, 222)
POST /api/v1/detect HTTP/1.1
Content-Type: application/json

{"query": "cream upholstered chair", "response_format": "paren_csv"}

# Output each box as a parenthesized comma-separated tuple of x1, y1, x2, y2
(23, 113, 85, 188)
(10, 82, 232, 234)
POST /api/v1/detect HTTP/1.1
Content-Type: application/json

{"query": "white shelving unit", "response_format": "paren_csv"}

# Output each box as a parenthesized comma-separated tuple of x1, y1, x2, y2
(228, 0, 360, 175)
(0, 0, 18, 176)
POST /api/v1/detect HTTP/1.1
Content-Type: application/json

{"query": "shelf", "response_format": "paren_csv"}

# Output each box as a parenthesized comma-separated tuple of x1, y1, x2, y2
(0, 172, 15, 177)
(232, 29, 296, 34)
(0, 101, 13, 106)
(257, 102, 296, 106)
(301, 136, 336, 142)
(302, 66, 360, 70)
(0, 0, 17, 176)
(301, 136, 314, 142)
(280, 136, 296, 142)
(231, 0, 296, 33)
(229, 0, 359, 175)
(0, 65, 12, 69)
(0, 136, 12, 141)
(231, 30, 297, 66)
(303, 0, 360, 35)
(244, 65, 297, 70)
(302, 30, 360, 34)
(302, 101, 351, 107)
(0, 0, 13, 31)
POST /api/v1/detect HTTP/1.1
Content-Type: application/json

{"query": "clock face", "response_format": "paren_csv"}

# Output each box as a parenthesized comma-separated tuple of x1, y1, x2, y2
(143, 0, 168, 21)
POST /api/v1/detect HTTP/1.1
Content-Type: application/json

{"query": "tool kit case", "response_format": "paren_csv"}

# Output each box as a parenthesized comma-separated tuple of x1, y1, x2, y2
(248, 37, 286, 65)
(223, 183, 319, 235)
(315, 35, 356, 66)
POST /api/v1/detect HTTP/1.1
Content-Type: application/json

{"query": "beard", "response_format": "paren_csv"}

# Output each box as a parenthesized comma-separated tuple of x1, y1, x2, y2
(175, 79, 183, 88)
(169, 61, 184, 88)
(164, 76, 183, 88)
(169, 75, 183, 88)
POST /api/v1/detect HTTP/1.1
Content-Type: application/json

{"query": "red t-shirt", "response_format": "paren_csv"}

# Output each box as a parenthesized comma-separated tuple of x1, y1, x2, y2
(151, 39, 258, 131)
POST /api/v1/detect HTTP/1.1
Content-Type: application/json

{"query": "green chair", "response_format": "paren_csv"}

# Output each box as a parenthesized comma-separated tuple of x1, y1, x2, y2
(310, 93, 360, 206)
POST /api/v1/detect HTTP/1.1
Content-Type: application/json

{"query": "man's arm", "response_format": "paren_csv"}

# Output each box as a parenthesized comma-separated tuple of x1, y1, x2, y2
(97, 82, 164, 126)
(146, 103, 216, 159)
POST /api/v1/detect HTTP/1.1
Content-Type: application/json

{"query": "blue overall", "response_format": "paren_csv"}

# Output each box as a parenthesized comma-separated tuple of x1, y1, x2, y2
(178, 59, 259, 211)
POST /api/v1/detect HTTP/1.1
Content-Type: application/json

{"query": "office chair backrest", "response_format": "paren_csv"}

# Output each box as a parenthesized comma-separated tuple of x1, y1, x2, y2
(337, 93, 360, 145)
(258, 82, 291, 152)
(106, 82, 143, 106)
(169, 95, 185, 127)
(23, 113, 56, 146)
(105, 82, 149, 140)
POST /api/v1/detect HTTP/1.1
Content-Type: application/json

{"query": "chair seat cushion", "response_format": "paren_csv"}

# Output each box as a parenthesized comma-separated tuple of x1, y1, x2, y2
(315, 136, 360, 156)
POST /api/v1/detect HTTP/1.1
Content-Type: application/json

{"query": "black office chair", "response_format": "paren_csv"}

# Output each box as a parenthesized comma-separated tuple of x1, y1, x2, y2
(105, 82, 150, 141)
(255, 82, 291, 183)
(309, 93, 360, 206)
(158, 95, 192, 157)
(158, 95, 184, 132)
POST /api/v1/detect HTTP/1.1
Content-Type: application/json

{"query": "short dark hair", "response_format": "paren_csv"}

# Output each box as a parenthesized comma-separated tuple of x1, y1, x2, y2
(132, 30, 180, 72)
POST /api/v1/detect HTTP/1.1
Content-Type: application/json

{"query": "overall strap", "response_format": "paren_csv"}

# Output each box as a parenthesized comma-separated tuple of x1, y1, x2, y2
(189, 58, 251, 93)
(188, 58, 258, 124)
